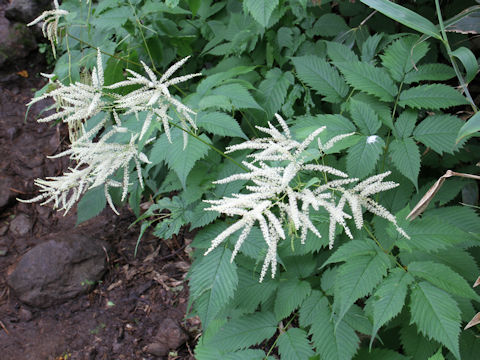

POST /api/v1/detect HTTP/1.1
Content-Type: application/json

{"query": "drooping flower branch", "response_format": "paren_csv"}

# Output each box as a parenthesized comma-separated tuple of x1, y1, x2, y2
(204, 114, 409, 282)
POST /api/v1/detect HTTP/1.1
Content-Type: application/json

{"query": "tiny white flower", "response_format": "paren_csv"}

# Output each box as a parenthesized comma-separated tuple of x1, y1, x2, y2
(367, 135, 379, 144)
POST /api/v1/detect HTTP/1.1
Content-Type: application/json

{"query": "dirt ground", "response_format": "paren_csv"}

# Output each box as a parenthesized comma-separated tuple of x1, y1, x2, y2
(0, 42, 198, 360)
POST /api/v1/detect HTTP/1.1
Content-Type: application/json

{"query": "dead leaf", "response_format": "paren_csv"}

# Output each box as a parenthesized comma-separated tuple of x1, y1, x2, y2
(474, 276, 480, 288)
(407, 170, 480, 220)
(17, 70, 28, 78)
(465, 312, 480, 330)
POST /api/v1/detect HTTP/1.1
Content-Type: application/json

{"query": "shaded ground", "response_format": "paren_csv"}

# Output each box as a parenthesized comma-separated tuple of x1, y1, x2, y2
(0, 25, 198, 360)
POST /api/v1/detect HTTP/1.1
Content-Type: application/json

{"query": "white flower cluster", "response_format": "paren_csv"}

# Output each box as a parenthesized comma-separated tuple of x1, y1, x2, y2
(27, 0, 69, 58)
(107, 57, 201, 147)
(204, 114, 408, 282)
(22, 48, 198, 214)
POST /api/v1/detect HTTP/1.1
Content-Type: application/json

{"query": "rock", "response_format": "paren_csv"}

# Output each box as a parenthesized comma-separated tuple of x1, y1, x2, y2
(0, 19, 36, 69)
(0, 176, 14, 210)
(144, 318, 188, 357)
(9, 213, 33, 236)
(5, 0, 52, 24)
(7, 233, 109, 308)
(19, 307, 33, 322)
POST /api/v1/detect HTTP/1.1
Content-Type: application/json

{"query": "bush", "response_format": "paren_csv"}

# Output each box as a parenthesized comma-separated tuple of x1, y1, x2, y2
(23, 0, 480, 358)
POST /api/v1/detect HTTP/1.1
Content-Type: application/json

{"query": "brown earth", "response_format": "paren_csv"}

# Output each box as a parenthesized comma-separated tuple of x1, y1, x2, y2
(0, 31, 198, 360)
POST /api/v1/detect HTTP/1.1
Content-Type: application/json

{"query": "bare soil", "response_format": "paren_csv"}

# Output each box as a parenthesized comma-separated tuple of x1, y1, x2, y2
(0, 46, 198, 360)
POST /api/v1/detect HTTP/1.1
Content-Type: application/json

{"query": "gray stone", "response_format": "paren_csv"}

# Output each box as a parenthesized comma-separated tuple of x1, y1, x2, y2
(9, 213, 33, 236)
(7, 233, 109, 308)
(5, 0, 52, 24)
(144, 318, 188, 357)
(0, 176, 14, 210)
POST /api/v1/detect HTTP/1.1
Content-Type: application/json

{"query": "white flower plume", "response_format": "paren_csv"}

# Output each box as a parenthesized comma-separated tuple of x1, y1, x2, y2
(107, 56, 201, 147)
(27, 0, 69, 58)
(204, 114, 408, 282)
(28, 48, 104, 142)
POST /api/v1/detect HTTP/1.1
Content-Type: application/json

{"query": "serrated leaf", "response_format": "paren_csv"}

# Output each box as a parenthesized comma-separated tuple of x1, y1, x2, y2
(189, 247, 238, 327)
(427, 206, 480, 234)
(213, 312, 277, 352)
(243, 0, 279, 27)
(292, 56, 349, 103)
(326, 41, 359, 63)
(189, 202, 220, 230)
(274, 279, 311, 320)
(299, 290, 325, 327)
(389, 138, 420, 189)
(258, 68, 294, 118)
(394, 110, 417, 139)
(360, 33, 383, 63)
(211, 83, 262, 110)
(346, 135, 385, 178)
(277, 328, 314, 360)
(400, 324, 440, 360)
(310, 296, 360, 360)
(380, 36, 429, 82)
(349, 98, 382, 135)
(334, 252, 391, 324)
(404, 63, 457, 84)
(409, 282, 461, 359)
(313, 13, 350, 37)
(149, 129, 211, 188)
(233, 267, 278, 313)
(322, 238, 378, 268)
(223, 349, 267, 360)
(371, 269, 414, 343)
(351, 93, 393, 129)
(197, 111, 247, 139)
(408, 261, 480, 301)
(76, 185, 106, 225)
(413, 114, 464, 155)
(336, 61, 397, 102)
(399, 84, 469, 110)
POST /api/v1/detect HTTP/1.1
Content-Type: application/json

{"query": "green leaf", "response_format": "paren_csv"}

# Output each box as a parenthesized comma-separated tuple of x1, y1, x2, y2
(224, 349, 267, 360)
(149, 129, 211, 188)
(394, 110, 417, 139)
(428, 348, 445, 360)
(323, 239, 379, 268)
(413, 114, 464, 155)
(346, 135, 385, 178)
(197, 111, 247, 139)
(299, 290, 325, 328)
(334, 252, 391, 324)
(336, 61, 397, 102)
(76, 185, 106, 225)
(400, 324, 440, 360)
(349, 98, 382, 135)
(233, 268, 278, 313)
(291, 56, 349, 103)
(409, 282, 461, 359)
(258, 68, 294, 118)
(408, 261, 480, 301)
(212, 312, 277, 352)
(310, 296, 360, 360)
(189, 202, 220, 230)
(427, 206, 480, 235)
(380, 36, 430, 82)
(211, 83, 263, 110)
(274, 279, 311, 320)
(351, 93, 393, 129)
(457, 112, 480, 142)
(404, 63, 456, 84)
(277, 328, 315, 360)
(360, 0, 441, 39)
(91, 7, 132, 30)
(370, 269, 414, 344)
(243, 0, 279, 27)
(313, 13, 350, 37)
(389, 138, 421, 189)
(326, 41, 359, 63)
(451, 46, 478, 83)
(189, 247, 238, 327)
(399, 84, 469, 110)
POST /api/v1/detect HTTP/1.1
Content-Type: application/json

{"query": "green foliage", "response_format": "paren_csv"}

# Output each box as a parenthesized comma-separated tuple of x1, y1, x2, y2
(34, 0, 480, 359)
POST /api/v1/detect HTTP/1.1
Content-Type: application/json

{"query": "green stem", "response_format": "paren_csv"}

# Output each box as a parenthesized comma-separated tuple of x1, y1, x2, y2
(363, 224, 406, 272)
(264, 314, 297, 359)
(434, 0, 477, 113)
(128, 0, 157, 72)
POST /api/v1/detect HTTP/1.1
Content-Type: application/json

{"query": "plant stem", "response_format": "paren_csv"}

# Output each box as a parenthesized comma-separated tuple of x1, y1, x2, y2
(434, 0, 477, 113)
